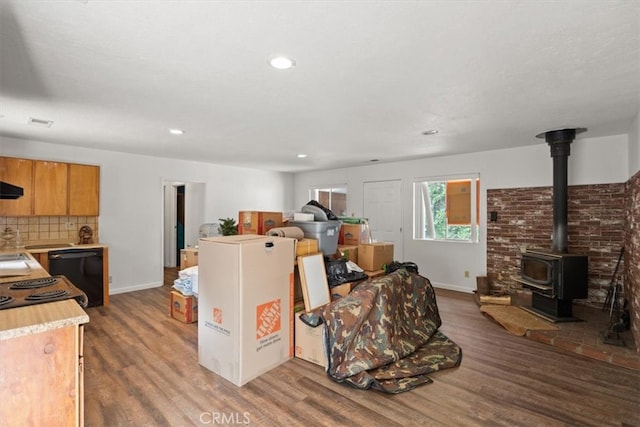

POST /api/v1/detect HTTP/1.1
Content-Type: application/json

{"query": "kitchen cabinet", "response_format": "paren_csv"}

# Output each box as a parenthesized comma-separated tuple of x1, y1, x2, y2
(69, 163, 100, 216)
(0, 299, 88, 427)
(0, 157, 33, 216)
(0, 157, 100, 216)
(33, 160, 68, 215)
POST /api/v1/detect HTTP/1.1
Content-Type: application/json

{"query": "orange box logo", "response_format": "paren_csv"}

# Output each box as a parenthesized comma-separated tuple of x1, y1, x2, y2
(256, 299, 281, 339)
(213, 307, 223, 324)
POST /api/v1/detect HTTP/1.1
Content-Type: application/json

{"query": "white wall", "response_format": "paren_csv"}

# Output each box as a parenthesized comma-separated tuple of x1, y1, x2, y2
(2, 130, 631, 295)
(294, 134, 629, 293)
(629, 112, 640, 177)
(1, 136, 295, 293)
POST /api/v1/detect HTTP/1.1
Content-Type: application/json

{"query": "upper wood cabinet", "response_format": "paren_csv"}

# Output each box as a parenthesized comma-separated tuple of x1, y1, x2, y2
(69, 164, 100, 216)
(0, 157, 33, 216)
(0, 157, 100, 216)
(33, 161, 69, 216)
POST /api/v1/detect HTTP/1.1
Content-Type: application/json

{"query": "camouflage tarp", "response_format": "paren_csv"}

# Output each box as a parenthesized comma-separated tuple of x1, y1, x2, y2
(320, 269, 462, 393)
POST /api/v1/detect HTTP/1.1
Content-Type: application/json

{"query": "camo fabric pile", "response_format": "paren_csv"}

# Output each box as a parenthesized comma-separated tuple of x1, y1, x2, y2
(321, 269, 462, 393)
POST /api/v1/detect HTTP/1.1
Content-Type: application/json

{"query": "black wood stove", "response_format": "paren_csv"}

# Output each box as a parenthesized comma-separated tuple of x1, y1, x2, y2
(517, 128, 589, 322)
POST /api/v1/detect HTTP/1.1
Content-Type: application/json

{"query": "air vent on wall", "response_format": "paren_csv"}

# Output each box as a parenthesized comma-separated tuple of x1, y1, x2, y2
(28, 117, 54, 128)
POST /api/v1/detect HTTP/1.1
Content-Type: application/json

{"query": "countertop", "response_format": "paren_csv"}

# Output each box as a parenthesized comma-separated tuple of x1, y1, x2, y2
(0, 299, 89, 340)
(0, 245, 92, 338)
(22, 243, 108, 254)
(0, 250, 49, 284)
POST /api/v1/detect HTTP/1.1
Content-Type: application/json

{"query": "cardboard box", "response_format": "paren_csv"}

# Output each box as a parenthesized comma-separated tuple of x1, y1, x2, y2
(338, 245, 358, 263)
(170, 291, 198, 323)
(365, 269, 386, 279)
(340, 223, 371, 246)
(330, 281, 358, 300)
(198, 235, 295, 386)
(238, 211, 283, 235)
(295, 238, 319, 258)
(294, 313, 327, 367)
(180, 248, 198, 270)
(357, 242, 394, 271)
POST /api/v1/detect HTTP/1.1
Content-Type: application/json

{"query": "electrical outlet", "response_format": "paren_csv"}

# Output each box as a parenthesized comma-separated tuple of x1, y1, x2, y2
(65, 222, 75, 230)
(464, 270, 470, 278)
(109, 276, 112, 284)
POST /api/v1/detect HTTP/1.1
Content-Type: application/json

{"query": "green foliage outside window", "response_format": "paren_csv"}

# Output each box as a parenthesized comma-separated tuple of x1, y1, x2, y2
(425, 182, 471, 240)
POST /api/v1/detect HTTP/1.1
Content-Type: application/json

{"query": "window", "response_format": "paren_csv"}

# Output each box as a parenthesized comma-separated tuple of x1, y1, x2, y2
(309, 185, 347, 216)
(413, 174, 480, 242)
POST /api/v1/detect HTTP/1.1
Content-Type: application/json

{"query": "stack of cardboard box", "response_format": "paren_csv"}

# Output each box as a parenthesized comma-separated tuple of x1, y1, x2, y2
(294, 242, 395, 368)
(171, 250, 199, 324)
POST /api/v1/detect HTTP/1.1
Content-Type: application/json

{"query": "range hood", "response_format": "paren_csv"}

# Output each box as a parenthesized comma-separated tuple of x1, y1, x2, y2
(0, 181, 24, 199)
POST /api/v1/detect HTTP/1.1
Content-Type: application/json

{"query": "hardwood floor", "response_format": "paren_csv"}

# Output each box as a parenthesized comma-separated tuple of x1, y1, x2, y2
(81, 269, 640, 426)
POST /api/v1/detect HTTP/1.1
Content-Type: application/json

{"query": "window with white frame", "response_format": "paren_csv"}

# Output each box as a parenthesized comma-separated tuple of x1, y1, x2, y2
(413, 174, 480, 242)
(309, 185, 347, 216)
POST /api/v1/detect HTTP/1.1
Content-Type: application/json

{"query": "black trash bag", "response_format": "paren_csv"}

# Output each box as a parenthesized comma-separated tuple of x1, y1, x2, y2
(306, 200, 338, 221)
(325, 258, 368, 287)
(384, 261, 419, 275)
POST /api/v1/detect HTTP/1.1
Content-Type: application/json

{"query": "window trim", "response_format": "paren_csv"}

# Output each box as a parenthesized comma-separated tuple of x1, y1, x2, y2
(308, 184, 347, 214)
(413, 173, 480, 243)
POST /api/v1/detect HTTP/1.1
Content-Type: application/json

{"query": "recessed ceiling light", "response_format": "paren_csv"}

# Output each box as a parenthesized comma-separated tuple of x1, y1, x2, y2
(297, 154, 307, 158)
(421, 129, 438, 135)
(169, 129, 184, 135)
(269, 55, 296, 70)
(28, 117, 54, 128)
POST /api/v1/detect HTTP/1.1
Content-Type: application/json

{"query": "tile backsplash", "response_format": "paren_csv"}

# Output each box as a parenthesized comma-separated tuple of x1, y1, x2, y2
(0, 216, 99, 245)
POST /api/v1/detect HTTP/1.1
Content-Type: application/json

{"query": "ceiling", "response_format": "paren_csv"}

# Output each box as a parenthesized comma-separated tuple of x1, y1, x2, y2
(1, 1, 639, 173)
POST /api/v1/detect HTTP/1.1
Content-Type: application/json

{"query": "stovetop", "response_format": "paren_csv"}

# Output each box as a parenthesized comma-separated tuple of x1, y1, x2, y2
(0, 275, 88, 310)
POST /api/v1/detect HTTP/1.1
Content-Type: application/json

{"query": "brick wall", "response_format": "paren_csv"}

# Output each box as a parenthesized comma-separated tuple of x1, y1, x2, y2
(624, 170, 639, 352)
(486, 183, 626, 305)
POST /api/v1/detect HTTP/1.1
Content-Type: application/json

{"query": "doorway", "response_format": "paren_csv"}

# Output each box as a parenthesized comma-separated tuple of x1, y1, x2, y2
(363, 180, 403, 262)
(163, 181, 205, 268)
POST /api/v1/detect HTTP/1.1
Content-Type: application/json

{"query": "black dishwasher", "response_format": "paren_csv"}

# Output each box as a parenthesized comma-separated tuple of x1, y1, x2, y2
(48, 248, 104, 307)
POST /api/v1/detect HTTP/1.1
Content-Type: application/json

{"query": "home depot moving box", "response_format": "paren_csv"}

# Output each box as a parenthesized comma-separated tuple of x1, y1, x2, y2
(170, 291, 198, 323)
(358, 242, 394, 271)
(238, 211, 283, 235)
(197, 235, 295, 386)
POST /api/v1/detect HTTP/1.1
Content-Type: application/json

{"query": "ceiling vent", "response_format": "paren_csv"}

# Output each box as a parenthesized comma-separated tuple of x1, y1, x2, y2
(27, 117, 54, 128)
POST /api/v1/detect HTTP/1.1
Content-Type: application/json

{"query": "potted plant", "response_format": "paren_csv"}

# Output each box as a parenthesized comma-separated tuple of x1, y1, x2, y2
(218, 217, 238, 236)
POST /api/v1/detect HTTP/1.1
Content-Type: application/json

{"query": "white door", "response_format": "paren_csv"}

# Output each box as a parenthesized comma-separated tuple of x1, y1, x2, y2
(363, 180, 403, 262)
(163, 185, 177, 267)
(184, 182, 205, 248)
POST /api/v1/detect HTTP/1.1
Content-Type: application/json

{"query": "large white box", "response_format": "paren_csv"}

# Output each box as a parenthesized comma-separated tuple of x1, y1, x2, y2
(197, 235, 295, 386)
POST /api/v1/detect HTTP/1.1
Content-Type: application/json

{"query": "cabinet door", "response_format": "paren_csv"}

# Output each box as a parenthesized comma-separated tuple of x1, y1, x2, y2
(69, 164, 100, 216)
(0, 325, 79, 426)
(0, 157, 33, 216)
(33, 161, 68, 215)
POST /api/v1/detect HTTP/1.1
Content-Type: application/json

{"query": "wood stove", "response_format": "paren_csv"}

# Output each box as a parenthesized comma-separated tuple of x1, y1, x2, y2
(517, 128, 589, 321)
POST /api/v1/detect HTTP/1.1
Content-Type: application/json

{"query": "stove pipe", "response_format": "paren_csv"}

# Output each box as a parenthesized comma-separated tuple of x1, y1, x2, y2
(535, 127, 586, 253)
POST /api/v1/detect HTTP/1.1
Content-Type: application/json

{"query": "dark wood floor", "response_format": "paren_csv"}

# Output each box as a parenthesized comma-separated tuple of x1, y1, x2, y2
(81, 268, 640, 426)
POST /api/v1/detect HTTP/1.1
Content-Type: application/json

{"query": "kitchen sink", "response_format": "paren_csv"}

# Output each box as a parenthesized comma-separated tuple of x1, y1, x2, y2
(0, 253, 29, 262)
(24, 243, 76, 250)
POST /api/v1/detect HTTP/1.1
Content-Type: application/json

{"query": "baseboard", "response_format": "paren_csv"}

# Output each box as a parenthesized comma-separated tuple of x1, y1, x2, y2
(431, 282, 474, 294)
(109, 281, 163, 295)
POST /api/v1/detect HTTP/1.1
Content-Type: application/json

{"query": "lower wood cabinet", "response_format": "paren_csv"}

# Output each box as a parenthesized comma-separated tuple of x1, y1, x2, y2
(0, 308, 86, 426)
